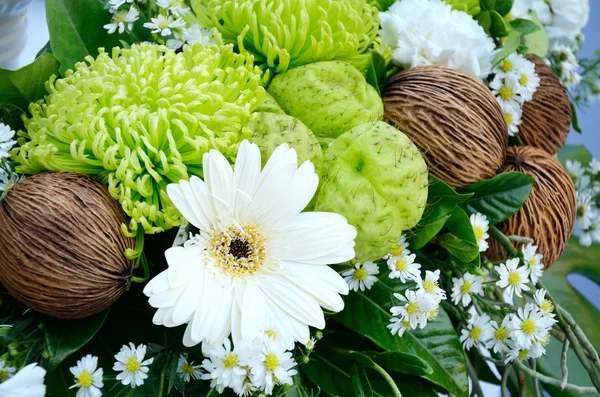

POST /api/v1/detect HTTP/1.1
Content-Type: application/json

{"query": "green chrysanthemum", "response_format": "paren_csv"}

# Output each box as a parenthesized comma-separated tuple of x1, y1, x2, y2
(13, 43, 265, 235)
(202, 0, 380, 74)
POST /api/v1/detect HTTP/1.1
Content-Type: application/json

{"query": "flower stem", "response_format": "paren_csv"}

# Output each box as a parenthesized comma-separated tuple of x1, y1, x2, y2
(501, 365, 511, 397)
(513, 359, 599, 393)
(489, 226, 519, 257)
(465, 356, 484, 397)
(530, 359, 542, 397)
(561, 339, 570, 389)
(372, 363, 402, 397)
(157, 363, 166, 397)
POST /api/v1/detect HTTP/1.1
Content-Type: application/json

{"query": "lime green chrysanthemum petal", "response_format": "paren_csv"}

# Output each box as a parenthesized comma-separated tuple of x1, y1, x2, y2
(205, 0, 379, 74)
(13, 43, 265, 235)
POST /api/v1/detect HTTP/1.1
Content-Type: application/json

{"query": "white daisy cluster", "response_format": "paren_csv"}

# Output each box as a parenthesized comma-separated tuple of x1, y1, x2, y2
(546, 43, 582, 90)
(454, 243, 557, 364)
(566, 159, 600, 246)
(201, 335, 298, 396)
(470, 213, 490, 252)
(387, 236, 447, 337)
(0, 123, 22, 199)
(379, 0, 496, 80)
(104, 0, 216, 50)
(489, 53, 540, 136)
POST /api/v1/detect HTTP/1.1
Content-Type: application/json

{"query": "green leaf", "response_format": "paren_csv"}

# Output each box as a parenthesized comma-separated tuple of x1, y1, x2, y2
(0, 53, 59, 109)
(492, 30, 521, 67)
(571, 102, 582, 133)
(411, 215, 452, 250)
(557, 144, 592, 167)
(46, 0, 131, 75)
(489, 10, 510, 37)
(351, 364, 374, 397)
(442, 207, 481, 269)
(437, 233, 480, 263)
(366, 351, 433, 377)
(494, 0, 513, 16)
(524, 11, 549, 58)
(458, 172, 535, 224)
(335, 265, 469, 397)
(480, 0, 495, 11)
(42, 309, 110, 371)
(510, 19, 541, 35)
(0, 103, 25, 132)
(303, 352, 370, 397)
(167, 352, 180, 393)
(476, 11, 492, 33)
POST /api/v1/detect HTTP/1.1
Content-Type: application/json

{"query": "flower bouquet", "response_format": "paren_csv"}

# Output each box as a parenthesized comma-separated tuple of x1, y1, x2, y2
(1, 0, 600, 396)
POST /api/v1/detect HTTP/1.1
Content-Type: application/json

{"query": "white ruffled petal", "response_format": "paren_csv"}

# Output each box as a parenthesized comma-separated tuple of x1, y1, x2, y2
(203, 149, 234, 216)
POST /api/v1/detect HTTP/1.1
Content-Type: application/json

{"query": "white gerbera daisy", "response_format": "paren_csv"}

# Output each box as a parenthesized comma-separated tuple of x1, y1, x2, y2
(511, 303, 549, 349)
(0, 360, 15, 382)
(496, 258, 530, 302)
(201, 339, 252, 394)
(69, 355, 103, 397)
(460, 313, 491, 350)
(143, 141, 355, 349)
(103, 6, 139, 34)
(0, 363, 46, 397)
(342, 261, 379, 292)
(500, 101, 523, 137)
(469, 213, 489, 252)
(533, 289, 555, 318)
(0, 123, 16, 161)
(451, 273, 484, 307)
(521, 243, 544, 285)
(484, 315, 512, 353)
(416, 270, 446, 303)
(178, 355, 202, 383)
(388, 253, 421, 282)
(249, 338, 297, 396)
(113, 343, 154, 387)
(143, 14, 186, 36)
(156, 0, 190, 16)
(390, 290, 435, 330)
(491, 74, 525, 108)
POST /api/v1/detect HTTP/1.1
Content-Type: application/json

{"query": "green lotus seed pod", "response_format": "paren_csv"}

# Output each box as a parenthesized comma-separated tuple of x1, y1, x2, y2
(314, 121, 428, 262)
(256, 92, 285, 115)
(249, 112, 322, 168)
(268, 61, 383, 145)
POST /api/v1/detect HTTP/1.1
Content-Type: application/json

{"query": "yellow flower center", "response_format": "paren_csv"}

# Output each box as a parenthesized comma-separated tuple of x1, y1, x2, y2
(391, 244, 404, 256)
(0, 370, 8, 382)
(223, 353, 239, 369)
(500, 59, 513, 72)
(406, 302, 419, 315)
(78, 371, 93, 388)
(265, 353, 279, 371)
(519, 74, 529, 86)
(504, 112, 513, 125)
(505, 12, 514, 20)
(265, 329, 277, 339)
(401, 320, 411, 328)
(428, 309, 438, 319)
(540, 301, 553, 313)
(508, 271, 521, 286)
(521, 319, 536, 335)
(182, 363, 195, 376)
(460, 281, 472, 295)
(540, 335, 551, 346)
(423, 280, 437, 294)
(115, 11, 128, 23)
(158, 19, 171, 29)
(353, 268, 367, 281)
(469, 327, 482, 340)
(517, 350, 529, 361)
(494, 328, 508, 341)
(473, 226, 484, 241)
(499, 85, 514, 100)
(210, 224, 267, 277)
(126, 357, 141, 373)
(395, 259, 408, 272)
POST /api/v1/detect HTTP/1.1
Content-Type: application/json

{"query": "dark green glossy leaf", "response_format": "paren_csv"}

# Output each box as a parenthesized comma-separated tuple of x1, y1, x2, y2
(352, 364, 373, 397)
(480, 0, 495, 11)
(459, 172, 535, 224)
(571, 102, 582, 133)
(366, 351, 433, 377)
(510, 19, 541, 35)
(476, 11, 492, 33)
(489, 10, 510, 36)
(0, 103, 25, 132)
(494, 0, 513, 16)
(411, 215, 451, 250)
(443, 207, 480, 270)
(492, 30, 521, 67)
(42, 309, 109, 371)
(0, 53, 59, 109)
(303, 352, 372, 397)
(335, 264, 469, 397)
(437, 233, 480, 263)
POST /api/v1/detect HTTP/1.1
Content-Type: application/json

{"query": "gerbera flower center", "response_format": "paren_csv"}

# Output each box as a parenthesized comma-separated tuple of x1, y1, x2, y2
(264, 353, 279, 371)
(519, 74, 529, 86)
(391, 244, 403, 256)
(395, 259, 408, 272)
(500, 60, 513, 73)
(508, 271, 521, 286)
(78, 371, 93, 388)
(504, 113, 513, 125)
(469, 327, 482, 340)
(126, 357, 141, 373)
(209, 224, 267, 277)
(460, 281, 472, 295)
(353, 268, 368, 281)
(0, 370, 8, 382)
(182, 364, 195, 375)
(521, 319, 536, 335)
(423, 280, 437, 294)
(495, 327, 508, 341)
(499, 85, 514, 100)
(406, 302, 419, 315)
(222, 353, 239, 369)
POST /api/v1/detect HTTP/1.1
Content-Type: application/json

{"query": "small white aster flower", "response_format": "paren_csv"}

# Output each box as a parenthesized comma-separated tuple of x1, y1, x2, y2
(69, 355, 103, 397)
(533, 289, 555, 318)
(202, 339, 251, 394)
(342, 261, 379, 292)
(470, 213, 489, 252)
(0, 123, 16, 161)
(500, 101, 523, 137)
(0, 363, 46, 397)
(416, 270, 446, 303)
(484, 315, 512, 353)
(575, 191, 597, 231)
(0, 166, 23, 198)
(493, 53, 528, 78)
(491, 74, 525, 108)
(451, 273, 484, 307)
(113, 343, 154, 387)
(504, 340, 531, 364)
(388, 317, 412, 337)
(104, 6, 139, 34)
(249, 338, 297, 396)
(513, 59, 540, 101)
(566, 159, 586, 186)
(580, 214, 600, 247)
(390, 290, 435, 330)
(107, 0, 132, 9)
(144, 15, 187, 36)
(156, 0, 190, 16)
(305, 337, 317, 351)
(460, 313, 492, 350)
(178, 355, 202, 383)
(496, 258, 530, 302)
(588, 159, 600, 176)
(0, 360, 16, 382)
(511, 303, 548, 349)
(521, 243, 544, 285)
(388, 253, 421, 282)
(384, 235, 410, 260)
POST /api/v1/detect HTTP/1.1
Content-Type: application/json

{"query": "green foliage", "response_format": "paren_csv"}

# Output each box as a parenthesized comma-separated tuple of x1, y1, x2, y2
(522, 12, 549, 58)
(491, 30, 521, 66)
(480, 0, 513, 16)
(444, 0, 481, 15)
(509, 19, 541, 36)
(557, 145, 593, 167)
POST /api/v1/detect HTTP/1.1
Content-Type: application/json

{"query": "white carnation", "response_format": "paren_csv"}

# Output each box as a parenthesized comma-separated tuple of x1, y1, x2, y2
(379, 0, 496, 80)
(545, 0, 589, 45)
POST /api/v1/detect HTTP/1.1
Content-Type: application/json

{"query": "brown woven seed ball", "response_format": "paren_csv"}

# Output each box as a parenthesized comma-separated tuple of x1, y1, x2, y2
(518, 55, 572, 155)
(0, 172, 136, 319)
(486, 146, 576, 268)
(383, 66, 508, 188)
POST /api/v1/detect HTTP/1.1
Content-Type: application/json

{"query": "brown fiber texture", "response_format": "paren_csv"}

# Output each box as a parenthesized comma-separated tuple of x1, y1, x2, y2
(518, 55, 572, 155)
(0, 172, 136, 319)
(383, 66, 508, 188)
(486, 146, 576, 268)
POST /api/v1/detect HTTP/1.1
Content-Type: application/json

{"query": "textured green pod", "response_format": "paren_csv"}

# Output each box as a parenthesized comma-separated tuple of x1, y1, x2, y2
(314, 121, 428, 262)
(256, 92, 285, 114)
(249, 112, 322, 168)
(268, 61, 383, 145)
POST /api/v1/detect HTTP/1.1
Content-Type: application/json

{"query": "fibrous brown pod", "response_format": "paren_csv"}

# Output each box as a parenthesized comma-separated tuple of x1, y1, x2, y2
(486, 146, 576, 268)
(0, 172, 136, 319)
(383, 66, 508, 188)
(518, 55, 572, 155)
